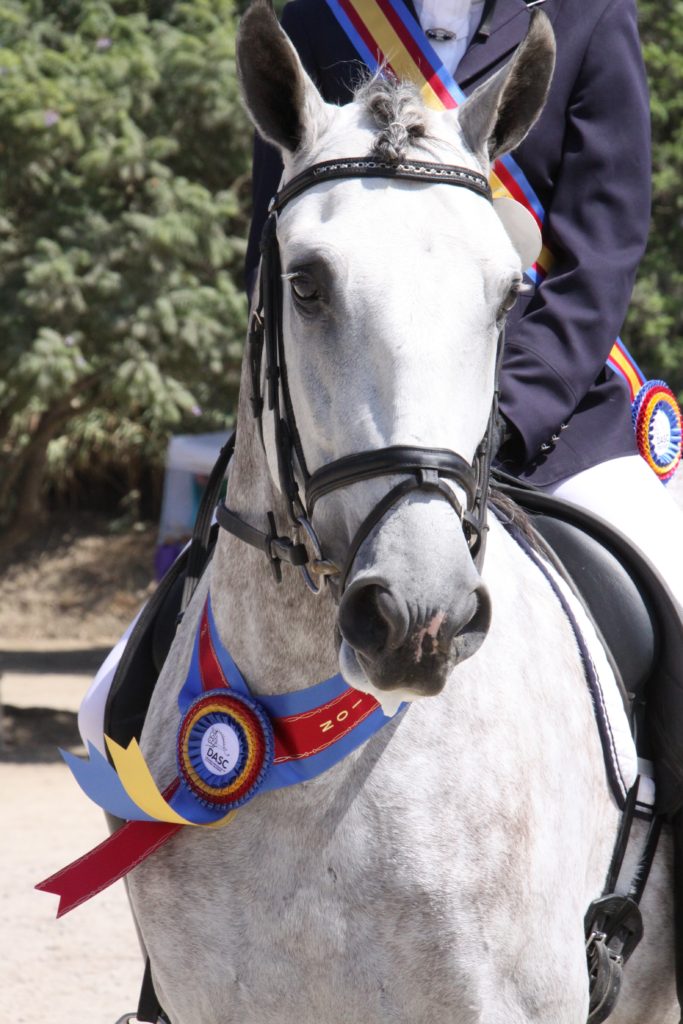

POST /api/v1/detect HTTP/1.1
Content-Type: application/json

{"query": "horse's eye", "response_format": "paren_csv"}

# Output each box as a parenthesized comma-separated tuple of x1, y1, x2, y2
(289, 273, 319, 303)
(498, 281, 524, 319)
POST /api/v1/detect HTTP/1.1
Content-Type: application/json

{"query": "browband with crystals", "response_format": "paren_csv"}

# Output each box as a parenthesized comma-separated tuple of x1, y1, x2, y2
(271, 157, 492, 214)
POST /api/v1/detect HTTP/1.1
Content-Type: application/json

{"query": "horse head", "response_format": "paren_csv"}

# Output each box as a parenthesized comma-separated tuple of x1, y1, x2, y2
(236, 1, 555, 711)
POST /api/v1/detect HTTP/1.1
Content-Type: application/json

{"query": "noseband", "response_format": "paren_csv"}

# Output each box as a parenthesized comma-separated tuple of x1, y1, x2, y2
(217, 156, 501, 593)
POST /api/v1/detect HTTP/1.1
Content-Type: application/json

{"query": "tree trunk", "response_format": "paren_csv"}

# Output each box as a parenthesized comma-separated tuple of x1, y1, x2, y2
(0, 401, 76, 552)
(0, 376, 101, 549)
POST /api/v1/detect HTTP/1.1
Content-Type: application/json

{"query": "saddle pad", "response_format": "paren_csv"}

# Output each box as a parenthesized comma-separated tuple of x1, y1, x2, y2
(547, 557, 638, 802)
(505, 520, 638, 806)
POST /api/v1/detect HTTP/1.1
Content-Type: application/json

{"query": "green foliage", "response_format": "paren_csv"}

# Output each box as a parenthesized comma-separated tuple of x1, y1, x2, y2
(0, 0, 250, 523)
(625, 2, 683, 396)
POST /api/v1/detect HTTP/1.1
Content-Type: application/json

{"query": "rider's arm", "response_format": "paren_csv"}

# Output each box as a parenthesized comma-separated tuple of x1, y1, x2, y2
(498, 0, 651, 467)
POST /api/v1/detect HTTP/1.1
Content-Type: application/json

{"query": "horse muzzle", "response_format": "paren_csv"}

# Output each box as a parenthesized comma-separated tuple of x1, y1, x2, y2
(335, 497, 492, 698)
(338, 575, 491, 696)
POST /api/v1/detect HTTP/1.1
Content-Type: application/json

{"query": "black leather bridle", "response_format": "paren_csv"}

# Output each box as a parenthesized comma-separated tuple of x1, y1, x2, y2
(217, 156, 503, 593)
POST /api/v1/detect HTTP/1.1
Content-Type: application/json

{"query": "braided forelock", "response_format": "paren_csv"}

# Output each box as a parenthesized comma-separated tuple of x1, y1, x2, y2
(356, 75, 428, 162)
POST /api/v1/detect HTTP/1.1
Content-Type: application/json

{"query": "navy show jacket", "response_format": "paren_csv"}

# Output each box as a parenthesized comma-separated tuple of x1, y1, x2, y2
(245, 0, 651, 486)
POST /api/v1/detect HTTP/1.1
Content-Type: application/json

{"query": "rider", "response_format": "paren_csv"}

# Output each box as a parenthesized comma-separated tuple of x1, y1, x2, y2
(245, 0, 683, 609)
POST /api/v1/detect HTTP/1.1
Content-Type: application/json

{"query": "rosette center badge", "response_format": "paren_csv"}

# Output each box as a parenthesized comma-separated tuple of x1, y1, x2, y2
(177, 690, 275, 810)
(201, 723, 241, 777)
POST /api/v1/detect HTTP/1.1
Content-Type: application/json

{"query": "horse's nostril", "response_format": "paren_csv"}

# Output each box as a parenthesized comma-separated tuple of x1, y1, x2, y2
(338, 583, 408, 659)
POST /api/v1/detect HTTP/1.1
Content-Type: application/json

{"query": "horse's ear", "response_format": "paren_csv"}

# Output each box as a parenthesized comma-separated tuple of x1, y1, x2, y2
(457, 11, 555, 165)
(237, 0, 330, 154)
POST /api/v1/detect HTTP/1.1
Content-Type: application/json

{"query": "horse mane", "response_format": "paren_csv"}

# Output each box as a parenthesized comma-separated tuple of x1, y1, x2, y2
(355, 75, 429, 162)
(489, 489, 539, 546)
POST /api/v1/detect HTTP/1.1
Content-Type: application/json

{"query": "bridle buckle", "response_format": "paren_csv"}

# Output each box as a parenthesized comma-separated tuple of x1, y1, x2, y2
(295, 516, 341, 594)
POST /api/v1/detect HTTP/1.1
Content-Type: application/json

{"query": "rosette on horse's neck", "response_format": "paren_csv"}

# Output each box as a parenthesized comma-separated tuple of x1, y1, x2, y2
(234, 0, 554, 707)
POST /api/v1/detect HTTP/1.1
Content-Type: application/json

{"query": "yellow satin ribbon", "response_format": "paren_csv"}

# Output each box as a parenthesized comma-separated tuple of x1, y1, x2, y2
(105, 736, 238, 829)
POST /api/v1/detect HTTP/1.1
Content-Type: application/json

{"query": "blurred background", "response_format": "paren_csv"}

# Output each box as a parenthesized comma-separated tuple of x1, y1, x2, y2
(0, 1, 681, 1019)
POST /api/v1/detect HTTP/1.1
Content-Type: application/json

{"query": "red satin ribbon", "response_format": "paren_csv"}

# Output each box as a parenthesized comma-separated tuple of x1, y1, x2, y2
(198, 598, 380, 762)
(37, 780, 181, 918)
(273, 687, 378, 761)
(36, 818, 183, 918)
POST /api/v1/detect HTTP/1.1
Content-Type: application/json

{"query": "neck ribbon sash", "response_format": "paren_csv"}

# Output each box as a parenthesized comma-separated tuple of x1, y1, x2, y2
(37, 596, 403, 915)
(324, 0, 682, 481)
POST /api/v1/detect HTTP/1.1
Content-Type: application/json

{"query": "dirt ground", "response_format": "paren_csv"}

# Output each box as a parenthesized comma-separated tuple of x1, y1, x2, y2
(2, 474, 683, 1023)
(0, 515, 157, 646)
(0, 518, 157, 1024)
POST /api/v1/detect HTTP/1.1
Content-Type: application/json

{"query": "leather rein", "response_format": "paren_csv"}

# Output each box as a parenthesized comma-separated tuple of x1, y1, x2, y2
(217, 156, 502, 594)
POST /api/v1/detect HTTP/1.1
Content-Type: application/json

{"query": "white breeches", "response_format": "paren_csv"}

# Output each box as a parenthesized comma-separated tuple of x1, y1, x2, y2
(547, 455, 683, 610)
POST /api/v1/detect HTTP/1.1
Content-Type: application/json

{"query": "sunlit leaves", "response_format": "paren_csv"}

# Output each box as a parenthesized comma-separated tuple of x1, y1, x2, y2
(0, 0, 250, 518)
